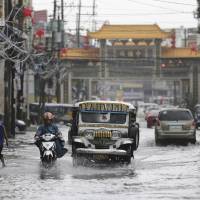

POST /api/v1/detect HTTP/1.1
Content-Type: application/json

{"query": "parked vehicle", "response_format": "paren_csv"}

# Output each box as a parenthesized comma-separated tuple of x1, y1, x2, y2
(0, 113, 26, 133)
(29, 103, 73, 124)
(70, 100, 140, 165)
(146, 109, 159, 128)
(15, 119, 26, 132)
(194, 104, 200, 129)
(155, 108, 196, 144)
(194, 112, 200, 129)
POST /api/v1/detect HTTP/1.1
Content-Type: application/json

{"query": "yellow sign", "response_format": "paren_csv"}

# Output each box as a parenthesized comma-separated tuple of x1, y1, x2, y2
(79, 102, 129, 112)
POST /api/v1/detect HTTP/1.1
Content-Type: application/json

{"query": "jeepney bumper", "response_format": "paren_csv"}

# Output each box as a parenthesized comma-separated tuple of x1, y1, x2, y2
(76, 148, 127, 156)
(72, 136, 133, 156)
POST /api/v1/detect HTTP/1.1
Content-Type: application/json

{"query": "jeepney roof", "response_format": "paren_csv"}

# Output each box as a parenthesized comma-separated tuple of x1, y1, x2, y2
(75, 100, 136, 110)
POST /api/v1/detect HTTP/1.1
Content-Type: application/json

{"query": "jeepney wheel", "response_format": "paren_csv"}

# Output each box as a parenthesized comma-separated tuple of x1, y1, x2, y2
(119, 144, 132, 164)
(125, 145, 132, 164)
(68, 130, 72, 145)
(132, 130, 139, 151)
(120, 156, 131, 165)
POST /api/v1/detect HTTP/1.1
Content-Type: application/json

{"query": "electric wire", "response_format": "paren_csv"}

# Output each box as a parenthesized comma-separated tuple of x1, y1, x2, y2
(150, 0, 196, 6)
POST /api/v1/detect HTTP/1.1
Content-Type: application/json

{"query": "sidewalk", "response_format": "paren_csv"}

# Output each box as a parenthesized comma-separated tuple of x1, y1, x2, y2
(26, 125, 37, 132)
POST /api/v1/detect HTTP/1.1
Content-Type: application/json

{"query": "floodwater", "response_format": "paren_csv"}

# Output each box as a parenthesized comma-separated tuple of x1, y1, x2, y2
(0, 123, 200, 200)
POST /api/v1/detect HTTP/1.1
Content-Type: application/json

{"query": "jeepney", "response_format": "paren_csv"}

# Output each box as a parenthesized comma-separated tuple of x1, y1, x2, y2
(70, 100, 140, 165)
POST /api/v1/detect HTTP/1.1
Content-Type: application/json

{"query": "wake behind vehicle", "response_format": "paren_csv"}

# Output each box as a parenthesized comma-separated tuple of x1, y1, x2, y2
(36, 133, 57, 168)
(70, 101, 140, 165)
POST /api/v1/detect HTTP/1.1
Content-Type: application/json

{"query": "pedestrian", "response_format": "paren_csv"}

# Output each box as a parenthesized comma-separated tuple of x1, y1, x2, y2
(0, 122, 8, 167)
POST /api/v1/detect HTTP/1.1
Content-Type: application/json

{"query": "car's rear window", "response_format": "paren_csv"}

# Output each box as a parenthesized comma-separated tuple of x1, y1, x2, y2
(159, 110, 193, 121)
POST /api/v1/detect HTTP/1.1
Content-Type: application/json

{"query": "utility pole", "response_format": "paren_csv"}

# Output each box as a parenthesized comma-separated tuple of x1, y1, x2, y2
(56, 12, 61, 103)
(4, 0, 15, 137)
(61, 0, 65, 46)
(16, 0, 24, 120)
(52, 0, 65, 103)
(92, 0, 96, 31)
(76, 0, 81, 48)
(184, 28, 187, 47)
(196, 0, 200, 33)
(53, 0, 57, 19)
(61, 0, 64, 21)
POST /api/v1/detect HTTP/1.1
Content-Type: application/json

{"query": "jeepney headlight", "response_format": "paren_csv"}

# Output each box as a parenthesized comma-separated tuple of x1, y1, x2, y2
(112, 130, 121, 138)
(83, 129, 95, 139)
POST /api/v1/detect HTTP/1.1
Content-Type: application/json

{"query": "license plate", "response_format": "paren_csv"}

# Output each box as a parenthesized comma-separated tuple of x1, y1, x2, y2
(93, 154, 109, 160)
(94, 139, 109, 145)
(170, 125, 181, 130)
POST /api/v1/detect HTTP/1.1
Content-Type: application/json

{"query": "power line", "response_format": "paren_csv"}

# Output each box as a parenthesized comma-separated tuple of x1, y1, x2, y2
(127, 0, 186, 12)
(150, 0, 196, 6)
(85, 11, 192, 17)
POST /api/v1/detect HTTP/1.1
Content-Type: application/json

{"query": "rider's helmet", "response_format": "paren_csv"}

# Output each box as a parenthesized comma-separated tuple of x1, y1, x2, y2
(43, 112, 54, 124)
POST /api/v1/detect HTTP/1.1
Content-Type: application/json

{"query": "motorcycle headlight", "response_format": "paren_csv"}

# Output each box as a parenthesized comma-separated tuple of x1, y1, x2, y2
(112, 130, 121, 138)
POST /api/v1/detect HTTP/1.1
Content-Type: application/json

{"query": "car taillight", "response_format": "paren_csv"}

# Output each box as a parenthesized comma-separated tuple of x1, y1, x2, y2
(192, 120, 196, 128)
(182, 121, 195, 130)
(182, 124, 191, 130)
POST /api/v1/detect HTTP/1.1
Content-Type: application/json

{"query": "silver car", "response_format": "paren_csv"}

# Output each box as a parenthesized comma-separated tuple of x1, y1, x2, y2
(155, 108, 196, 144)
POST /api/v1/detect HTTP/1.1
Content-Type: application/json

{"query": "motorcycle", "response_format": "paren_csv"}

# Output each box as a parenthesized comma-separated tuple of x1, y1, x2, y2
(37, 133, 57, 168)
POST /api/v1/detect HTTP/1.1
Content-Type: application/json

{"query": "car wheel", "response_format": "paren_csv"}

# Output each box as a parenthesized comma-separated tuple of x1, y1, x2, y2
(190, 138, 196, 144)
(123, 155, 131, 164)
(155, 130, 161, 145)
(189, 133, 196, 144)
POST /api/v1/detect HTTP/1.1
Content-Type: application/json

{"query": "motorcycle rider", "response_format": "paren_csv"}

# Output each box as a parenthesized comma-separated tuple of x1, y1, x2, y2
(34, 112, 67, 158)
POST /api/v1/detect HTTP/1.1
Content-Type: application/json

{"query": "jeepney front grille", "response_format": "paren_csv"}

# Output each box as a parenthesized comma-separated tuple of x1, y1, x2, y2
(94, 130, 112, 138)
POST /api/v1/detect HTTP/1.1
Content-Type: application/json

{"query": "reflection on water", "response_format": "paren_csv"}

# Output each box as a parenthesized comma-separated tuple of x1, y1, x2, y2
(39, 164, 62, 180)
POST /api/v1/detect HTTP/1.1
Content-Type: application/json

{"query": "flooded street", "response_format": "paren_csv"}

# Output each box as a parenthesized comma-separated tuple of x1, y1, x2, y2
(1, 123, 200, 200)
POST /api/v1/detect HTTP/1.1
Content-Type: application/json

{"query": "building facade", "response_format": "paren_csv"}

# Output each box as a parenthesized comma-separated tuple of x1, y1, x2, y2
(59, 24, 200, 107)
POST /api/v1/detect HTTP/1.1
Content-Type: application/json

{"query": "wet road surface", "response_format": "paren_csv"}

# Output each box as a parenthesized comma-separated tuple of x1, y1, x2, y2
(0, 124, 200, 200)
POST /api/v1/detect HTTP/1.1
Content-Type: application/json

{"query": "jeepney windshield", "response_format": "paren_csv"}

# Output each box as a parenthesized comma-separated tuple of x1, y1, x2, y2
(80, 111, 127, 124)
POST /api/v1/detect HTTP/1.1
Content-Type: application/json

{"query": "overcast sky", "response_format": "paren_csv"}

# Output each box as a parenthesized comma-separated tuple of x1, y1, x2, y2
(32, 0, 198, 33)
